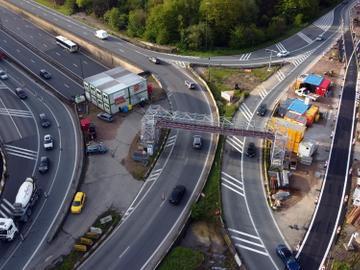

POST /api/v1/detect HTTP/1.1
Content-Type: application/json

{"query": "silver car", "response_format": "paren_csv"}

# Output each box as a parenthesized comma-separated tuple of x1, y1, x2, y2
(0, 70, 8, 80)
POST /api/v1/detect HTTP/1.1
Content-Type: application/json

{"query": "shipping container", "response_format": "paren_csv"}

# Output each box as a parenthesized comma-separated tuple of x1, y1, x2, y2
(315, 78, 331, 96)
(284, 111, 307, 126)
(305, 105, 319, 126)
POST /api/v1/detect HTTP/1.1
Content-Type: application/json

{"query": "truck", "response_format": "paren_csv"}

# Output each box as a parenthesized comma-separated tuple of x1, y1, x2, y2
(295, 87, 320, 101)
(12, 177, 40, 222)
(0, 218, 18, 242)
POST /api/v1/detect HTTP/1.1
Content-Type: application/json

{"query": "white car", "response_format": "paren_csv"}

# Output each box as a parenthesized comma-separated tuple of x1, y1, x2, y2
(95, 30, 109, 40)
(0, 70, 8, 80)
(43, 134, 54, 150)
(185, 80, 196, 89)
(277, 50, 290, 57)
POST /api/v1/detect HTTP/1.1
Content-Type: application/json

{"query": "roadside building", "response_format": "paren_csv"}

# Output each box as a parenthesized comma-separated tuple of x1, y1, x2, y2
(83, 67, 148, 114)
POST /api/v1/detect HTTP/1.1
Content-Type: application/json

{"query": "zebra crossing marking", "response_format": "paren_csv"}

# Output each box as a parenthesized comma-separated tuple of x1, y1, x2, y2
(221, 172, 244, 197)
(147, 168, 162, 182)
(172, 60, 187, 68)
(259, 86, 268, 99)
(0, 198, 15, 218)
(290, 50, 313, 67)
(226, 136, 244, 153)
(0, 108, 33, 118)
(239, 53, 251, 61)
(276, 70, 286, 81)
(228, 228, 269, 256)
(275, 42, 287, 52)
(313, 10, 334, 32)
(239, 103, 253, 122)
(297, 32, 313, 44)
(165, 135, 177, 148)
(4, 145, 37, 160)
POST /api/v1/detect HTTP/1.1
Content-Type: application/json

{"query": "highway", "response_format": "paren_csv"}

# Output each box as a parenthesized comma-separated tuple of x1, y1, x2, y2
(0, 0, 356, 269)
(0, 58, 80, 270)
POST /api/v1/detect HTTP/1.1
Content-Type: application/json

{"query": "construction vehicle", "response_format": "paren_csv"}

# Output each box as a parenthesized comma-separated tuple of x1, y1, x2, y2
(0, 218, 18, 242)
(13, 177, 40, 222)
(295, 87, 320, 101)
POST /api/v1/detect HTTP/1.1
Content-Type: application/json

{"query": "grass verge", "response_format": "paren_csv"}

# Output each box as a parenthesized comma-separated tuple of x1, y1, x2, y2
(34, 0, 73, 15)
(158, 247, 204, 270)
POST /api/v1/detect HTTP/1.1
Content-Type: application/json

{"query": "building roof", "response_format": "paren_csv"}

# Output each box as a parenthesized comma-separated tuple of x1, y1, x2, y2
(303, 74, 323, 86)
(319, 78, 331, 89)
(288, 99, 310, 114)
(84, 67, 145, 95)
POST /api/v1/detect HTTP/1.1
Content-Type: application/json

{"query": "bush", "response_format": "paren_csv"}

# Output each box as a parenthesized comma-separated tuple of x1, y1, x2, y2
(158, 247, 204, 270)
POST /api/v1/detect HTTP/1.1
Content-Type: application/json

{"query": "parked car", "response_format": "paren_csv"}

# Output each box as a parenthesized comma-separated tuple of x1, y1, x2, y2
(276, 244, 301, 270)
(169, 185, 186, 205)
(40, 69, 52, 79)
(257, 104, 267, 117)
(0, 70, 8, 80)
(277, 50, 290, 57)
(245, 142, 256, 158)
(43, 134, 54, 150)
(192, 135, 203, 149)
(15, 87, 27, 99)
(86, 143, 108, 154)
(148, 56, 160, 64)
(97, 112, 113, 122)
(39, 113, 51, 128)
(185, 80, 196, 89)
(38, 156, 49, 174)
(71, 192, 86, 214)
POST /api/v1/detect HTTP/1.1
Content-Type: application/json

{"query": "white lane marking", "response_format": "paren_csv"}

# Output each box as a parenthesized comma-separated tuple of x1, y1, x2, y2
(228, 228, 260, 239)
(235, 243, 269, 256)
(239, 53, 251, 61)
(221, 172, 244, 197)
(0, 97, 22, 139)
(259, 86, 268, 99)
(275, 42, 286, 52)
(312, 10, 334, 32)
(297, 32, 313, 44)
(0, 203, 12, 215)
(226, 136, 244, 153)
(231, 236, 264, 248)
(2, 199, 14, 210)
(222, 183, 244, 197)
(165, 135, 177, 148)
(0, 209, 8, 218)
(276, 70, 285, 81)
(118, 246, 130, 259)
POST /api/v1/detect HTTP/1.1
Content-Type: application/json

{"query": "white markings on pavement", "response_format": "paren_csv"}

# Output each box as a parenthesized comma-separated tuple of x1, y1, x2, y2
(73, 63, 78, 68)
(312, 10, 334, 32)
(55, 52, 61, 56)
(16, 49, 21, 53)
(0, 108, 33, 118)
(64, 83, 69, 88)
(238, 103, 252, 122)
(43, 43, 48, 48)
(228, 228, 269, 256)
(30, 59, 35, 63)
(118, 246, 130, 259)
(221, 171, 244, 197)
(118, 48, 125, 53)
(290, 50, 313, 67)
(147, 168, 162, 182)
(4, 145, 37, 160)
(83, 60, 88, 65)
(226, 136, 244, 153)
(239, 53, 251, 61)
(297, 32, 313, 44)
(276, 70, 285, 81)
(259, 86, 268, 99)
(165, 135, 177, 148)
(171, 60, 187, 68)
(275, 42, 287, 52)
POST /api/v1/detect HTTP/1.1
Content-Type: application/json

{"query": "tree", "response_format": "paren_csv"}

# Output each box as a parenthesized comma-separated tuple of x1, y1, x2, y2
(104, 7, 121, 30)
(127, 9, 146, 37)
(76, 0, 91, 9)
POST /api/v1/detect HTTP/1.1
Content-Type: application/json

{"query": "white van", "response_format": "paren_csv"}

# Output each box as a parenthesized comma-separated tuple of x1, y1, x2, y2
(95, 30, 109, 40)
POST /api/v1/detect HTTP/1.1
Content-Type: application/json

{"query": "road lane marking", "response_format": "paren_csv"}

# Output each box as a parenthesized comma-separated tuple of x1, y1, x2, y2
(297, 32, 312, 44)
(231, 236, 264, 248)
(2, 199, 14, 210)
(118, 246, 130, 259)
(235, 243, 268, 256)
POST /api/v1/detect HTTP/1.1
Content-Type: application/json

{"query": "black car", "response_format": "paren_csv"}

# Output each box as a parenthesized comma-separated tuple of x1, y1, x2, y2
(40, 69, 52, 79)
(39, 113, 51, 128)
(169, 185, 186, 205)
(15, 87, 27, 99)
(257, 104, 267, 116)
(276, 245, 301, 270)
(245, 142, 256, 158)
(38, 156, 49, 174)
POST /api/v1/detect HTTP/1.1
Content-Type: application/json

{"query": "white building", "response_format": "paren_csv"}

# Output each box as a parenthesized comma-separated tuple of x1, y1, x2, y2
(83, 67, 148, 114)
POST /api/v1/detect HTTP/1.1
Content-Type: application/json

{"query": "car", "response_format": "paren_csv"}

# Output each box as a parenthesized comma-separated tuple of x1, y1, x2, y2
(0, 70, 8, 80)
(245, 142, 256, 158)
(71, 192, 86, 214)
(148, 56, 160, 64)
(86, 143, 108, 154)
(43, 134, 54, 150)
(277, 50, 290, 57)
(39, 113, 51, 128)
(315, 35, 324, 41)
(38, 156, 49, 174)
(185, 80, 196, 89)
(192, 135, 202, 149)
(39, 69, 52, 79)
(95, 30, 109, 40)
(276, 244, 301, 270)
(169, 185, 186, 205)
(15, 87, 27, 99)
(257, 104, 267, 116)
(97, 112, 113, 122)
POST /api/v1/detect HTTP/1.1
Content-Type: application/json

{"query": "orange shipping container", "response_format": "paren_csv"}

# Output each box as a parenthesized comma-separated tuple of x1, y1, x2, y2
(305, 105, 319, 126)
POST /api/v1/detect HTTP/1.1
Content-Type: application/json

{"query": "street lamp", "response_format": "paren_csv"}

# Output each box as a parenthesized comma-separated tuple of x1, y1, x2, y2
(265, 49, 277, 72)
(208, 57, 211, 82)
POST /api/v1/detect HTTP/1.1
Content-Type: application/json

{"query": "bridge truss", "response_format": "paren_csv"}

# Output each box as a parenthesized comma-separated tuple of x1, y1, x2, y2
(141, 105, 287, 168)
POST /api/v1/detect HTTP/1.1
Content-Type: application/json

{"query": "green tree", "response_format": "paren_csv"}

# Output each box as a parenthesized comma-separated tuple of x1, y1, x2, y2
(104, 7, 121, 30)
(64, 0, 76, 14)
(76, 0, 91, 9)
(294, 13, 304, 27)
(127, 9, 146, 37)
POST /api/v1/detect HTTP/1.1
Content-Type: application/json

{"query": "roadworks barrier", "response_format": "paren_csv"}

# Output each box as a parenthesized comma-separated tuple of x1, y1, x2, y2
(74, 244, 87, 253)
(79, 237, 94, 246)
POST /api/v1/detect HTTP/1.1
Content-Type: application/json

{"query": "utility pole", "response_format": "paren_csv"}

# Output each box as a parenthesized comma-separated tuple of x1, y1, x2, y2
(208, 57, 211, 82)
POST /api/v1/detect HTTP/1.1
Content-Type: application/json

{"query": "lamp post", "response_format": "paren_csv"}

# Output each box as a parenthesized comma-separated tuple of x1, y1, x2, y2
(265, 49, 276, 72)
(208, 57, 211, 82)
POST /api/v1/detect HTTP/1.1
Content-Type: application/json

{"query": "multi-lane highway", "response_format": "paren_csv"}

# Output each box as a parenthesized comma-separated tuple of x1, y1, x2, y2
(0, 58, 80, 270)
(0, 0, 357, 269)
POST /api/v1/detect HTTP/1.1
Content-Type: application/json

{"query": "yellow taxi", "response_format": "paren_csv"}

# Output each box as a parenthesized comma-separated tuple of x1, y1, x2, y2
(71, 192, 86, 214)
